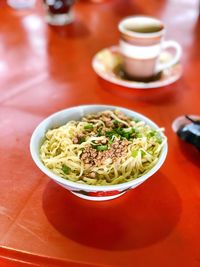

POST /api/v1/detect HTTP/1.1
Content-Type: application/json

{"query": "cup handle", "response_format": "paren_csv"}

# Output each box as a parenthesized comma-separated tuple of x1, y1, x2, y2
(156, 40, 182, 72)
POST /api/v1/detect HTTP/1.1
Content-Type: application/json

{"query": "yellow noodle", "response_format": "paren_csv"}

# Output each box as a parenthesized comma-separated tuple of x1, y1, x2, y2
(40, 110, 166, 185)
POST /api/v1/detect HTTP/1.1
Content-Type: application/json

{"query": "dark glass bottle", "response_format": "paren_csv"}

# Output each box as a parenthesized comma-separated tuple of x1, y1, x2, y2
(177, 116, 200, 150)
(43, 0, 75, 15)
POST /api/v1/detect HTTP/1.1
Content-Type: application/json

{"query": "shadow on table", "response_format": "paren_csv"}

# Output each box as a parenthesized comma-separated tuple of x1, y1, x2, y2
(185, 9, 200, 61)
(177, 138, 200, 169)
(97, 76, 183, 105)
(111, 0, 167, 17)
(48, 19, 90, 39)
(111, 0, 143, 17)
(43, 172, 182, 251)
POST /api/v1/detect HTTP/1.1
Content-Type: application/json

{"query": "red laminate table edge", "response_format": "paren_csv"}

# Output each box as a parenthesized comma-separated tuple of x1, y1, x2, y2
(0, 246, 108, 267)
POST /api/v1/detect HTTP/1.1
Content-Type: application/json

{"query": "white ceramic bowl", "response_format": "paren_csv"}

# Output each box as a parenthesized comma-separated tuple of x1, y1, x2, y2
(30, 105, 168, 201)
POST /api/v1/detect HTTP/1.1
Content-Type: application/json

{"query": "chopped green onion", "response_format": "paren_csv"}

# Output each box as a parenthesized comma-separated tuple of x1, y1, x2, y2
(106, 127, 137, 140)
(148, 131, 156, 138)
(78, 137, 86, 144)
(132, 150, 138, 158)
(84, 124, 93, 130)
(157, 138, 163, 144)
(118, 127, 136, 140)
(136, 133, 142, 138)
(62, 165, 71, 174)
(134, 118, 140, 123)
(105, 130, 116, 139)
(113, 120, 119, 125)
(123, 132, 130, 139)
(96, 145, 108, 151)
(97, 127, 103, 136)
(147, 149, 153, 155)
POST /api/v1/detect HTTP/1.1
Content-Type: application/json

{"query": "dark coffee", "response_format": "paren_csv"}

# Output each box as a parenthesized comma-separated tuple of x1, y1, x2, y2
(44, 0, 75, 14)
(126, 24, 163, 34)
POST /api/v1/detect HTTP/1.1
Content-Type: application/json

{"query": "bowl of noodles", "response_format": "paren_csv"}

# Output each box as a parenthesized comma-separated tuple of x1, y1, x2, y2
(30, 105, 167, 201)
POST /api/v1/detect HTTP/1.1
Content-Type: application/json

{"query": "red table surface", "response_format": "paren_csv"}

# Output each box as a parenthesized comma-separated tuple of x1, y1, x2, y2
(0, 0, 200, 266)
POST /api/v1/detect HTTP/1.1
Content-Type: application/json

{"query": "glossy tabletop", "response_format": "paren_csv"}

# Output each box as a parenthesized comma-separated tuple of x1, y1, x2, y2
(0, 0, 200, 266)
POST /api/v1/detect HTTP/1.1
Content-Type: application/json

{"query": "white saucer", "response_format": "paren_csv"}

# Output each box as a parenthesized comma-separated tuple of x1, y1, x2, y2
(92, 46, 182, 89)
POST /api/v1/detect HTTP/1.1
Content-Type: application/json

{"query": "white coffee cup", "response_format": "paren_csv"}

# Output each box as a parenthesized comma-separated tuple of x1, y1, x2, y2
(118, 16, 182, 81)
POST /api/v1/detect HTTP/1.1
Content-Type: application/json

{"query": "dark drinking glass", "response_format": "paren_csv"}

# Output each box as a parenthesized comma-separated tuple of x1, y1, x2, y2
(43, 0, 76, 25)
